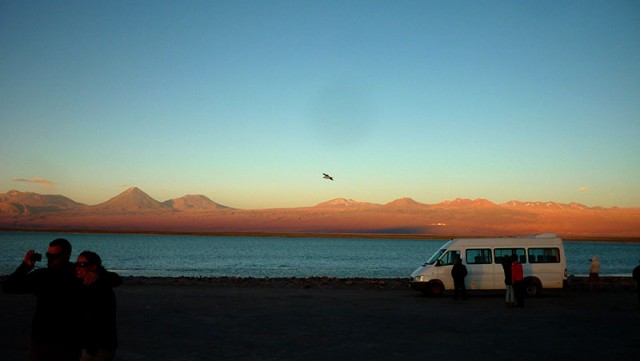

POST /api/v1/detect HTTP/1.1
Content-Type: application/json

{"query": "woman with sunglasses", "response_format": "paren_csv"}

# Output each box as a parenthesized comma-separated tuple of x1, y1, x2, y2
(74, 251, 122, 361)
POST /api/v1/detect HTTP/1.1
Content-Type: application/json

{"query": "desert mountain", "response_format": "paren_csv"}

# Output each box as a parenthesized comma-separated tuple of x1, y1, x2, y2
(315, 198, 377, 208)
(1, 189, 639, 237)
(504, 200, 590, 210)
(0, 190, 86, 215)
(383, 198, 428, 209)
(91, 187, 171, 213)
(163, 195, 230, 211)
(436, 198, 497, 208)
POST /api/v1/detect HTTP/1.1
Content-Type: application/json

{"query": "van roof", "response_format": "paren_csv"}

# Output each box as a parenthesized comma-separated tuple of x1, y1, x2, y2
(445, 234, 562, 247)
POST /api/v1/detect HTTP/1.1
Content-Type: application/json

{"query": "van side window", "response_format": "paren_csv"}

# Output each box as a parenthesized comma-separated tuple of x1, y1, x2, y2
(466, 249, 492, 264)
(439, 250, 461, 266)
(494, 248, 526, 264)
(528, 248, 560, 263)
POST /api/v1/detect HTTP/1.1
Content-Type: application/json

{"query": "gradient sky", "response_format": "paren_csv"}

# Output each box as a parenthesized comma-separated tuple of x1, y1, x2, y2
(1, 1, 639, 209)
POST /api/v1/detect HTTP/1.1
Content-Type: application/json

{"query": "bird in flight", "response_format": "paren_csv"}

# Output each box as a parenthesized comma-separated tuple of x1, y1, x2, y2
(323, 173, 334, 181)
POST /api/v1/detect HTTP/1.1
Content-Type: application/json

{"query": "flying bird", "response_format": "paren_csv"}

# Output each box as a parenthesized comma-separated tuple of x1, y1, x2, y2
(323, 173, 334, 181)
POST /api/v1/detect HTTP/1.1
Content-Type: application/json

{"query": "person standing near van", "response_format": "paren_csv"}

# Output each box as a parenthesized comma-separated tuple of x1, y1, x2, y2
(451, 256, 468, 300)
(501, 255, 515, 307)
(511, 255, 524, 308)
(588, 256, 603, 291)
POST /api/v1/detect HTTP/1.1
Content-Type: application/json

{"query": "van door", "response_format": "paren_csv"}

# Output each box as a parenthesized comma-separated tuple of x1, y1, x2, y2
(464, 248, 494, 290)
(436, 250, 460, 290)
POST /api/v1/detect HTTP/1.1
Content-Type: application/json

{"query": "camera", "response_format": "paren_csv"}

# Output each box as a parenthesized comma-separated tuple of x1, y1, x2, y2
(30, 252, 42, 263)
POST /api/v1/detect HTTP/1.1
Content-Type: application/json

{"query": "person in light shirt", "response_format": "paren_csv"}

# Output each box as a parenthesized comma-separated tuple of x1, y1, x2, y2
(588, 256, 603, 291)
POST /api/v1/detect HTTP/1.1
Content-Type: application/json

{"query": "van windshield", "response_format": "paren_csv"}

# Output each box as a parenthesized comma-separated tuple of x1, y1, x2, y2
(424, 248, 447, 265)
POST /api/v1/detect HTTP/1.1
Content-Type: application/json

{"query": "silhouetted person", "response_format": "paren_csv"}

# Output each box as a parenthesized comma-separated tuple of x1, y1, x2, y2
(2, 238, 80, 361)
(451, 256, 468, 300)
(501, 255, 515, 307)
(511, 255, 525, 308)
(75, 251, 122, 361)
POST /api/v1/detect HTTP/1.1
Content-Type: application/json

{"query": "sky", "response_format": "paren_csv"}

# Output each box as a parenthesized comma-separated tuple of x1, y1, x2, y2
(1, 1, 639, 209)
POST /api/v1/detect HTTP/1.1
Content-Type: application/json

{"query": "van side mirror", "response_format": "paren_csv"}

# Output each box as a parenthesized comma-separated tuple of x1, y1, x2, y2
(435, 260, 441, 266)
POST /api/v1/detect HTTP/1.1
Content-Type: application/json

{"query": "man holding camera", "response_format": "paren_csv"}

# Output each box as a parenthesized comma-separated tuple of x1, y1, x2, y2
(2, 238, 80, 361)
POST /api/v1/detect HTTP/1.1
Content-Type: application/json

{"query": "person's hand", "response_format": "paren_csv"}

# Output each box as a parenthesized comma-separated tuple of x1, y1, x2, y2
(82, 271, 100, 286)
(23, 250, 37, 267)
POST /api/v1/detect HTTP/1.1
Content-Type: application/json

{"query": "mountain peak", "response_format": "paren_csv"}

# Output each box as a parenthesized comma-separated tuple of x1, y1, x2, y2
(124, 186, 144, 194)
(164, 195, 230, 211)
(384, 198, 426, 208)
(315, 198, 375, 208)
(503, 200, 590, 210)
(439, 198, 496, 208)
(92, 187, 169, 213)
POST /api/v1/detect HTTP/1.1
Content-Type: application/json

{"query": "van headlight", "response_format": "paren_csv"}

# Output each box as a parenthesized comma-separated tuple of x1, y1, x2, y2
(413, 276, 424, 282)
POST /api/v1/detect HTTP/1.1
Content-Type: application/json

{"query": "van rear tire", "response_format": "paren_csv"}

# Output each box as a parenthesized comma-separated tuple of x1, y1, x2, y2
(525, 277, 542, 297)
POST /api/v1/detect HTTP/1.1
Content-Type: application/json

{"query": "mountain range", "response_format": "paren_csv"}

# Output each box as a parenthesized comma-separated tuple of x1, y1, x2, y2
(1, 187, 639, 238)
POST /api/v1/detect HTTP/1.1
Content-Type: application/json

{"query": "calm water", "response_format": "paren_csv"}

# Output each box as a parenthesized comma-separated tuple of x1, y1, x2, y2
(1, 232, 638, 278)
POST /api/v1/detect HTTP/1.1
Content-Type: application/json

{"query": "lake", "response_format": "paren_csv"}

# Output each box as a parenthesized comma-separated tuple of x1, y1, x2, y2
(1, 232, 638, 278)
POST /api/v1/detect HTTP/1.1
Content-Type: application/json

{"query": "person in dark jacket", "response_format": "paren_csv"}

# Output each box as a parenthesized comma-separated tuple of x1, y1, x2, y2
(2, 238, 80, 361)
(74, 251, 122, 361)
(451, 256, 468, 300)
(501, 255, 515, 307)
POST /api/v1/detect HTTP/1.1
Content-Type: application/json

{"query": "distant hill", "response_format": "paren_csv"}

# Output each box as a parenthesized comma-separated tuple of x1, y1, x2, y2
(163, 195, 230, 211)
(0, 190, 86, 215)
(435, 198, 497, 208)
(314, 198, 376, 208)
(503, 200, 590, 210)
(1, 188, 639, 237)
(383, 198, 428, 209)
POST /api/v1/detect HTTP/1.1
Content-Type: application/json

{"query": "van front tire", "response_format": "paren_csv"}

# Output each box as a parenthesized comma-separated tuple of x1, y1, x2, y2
(422, 280, 444, 297)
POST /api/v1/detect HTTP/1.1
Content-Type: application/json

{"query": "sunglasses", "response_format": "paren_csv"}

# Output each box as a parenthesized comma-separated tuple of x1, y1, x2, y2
(75, 262, 92, 268)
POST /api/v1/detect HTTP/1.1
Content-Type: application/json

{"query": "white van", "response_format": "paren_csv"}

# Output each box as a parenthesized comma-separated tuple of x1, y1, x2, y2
(410, 233, 567, 297)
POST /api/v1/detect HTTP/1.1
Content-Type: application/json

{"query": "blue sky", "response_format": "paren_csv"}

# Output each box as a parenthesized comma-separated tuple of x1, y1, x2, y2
(1, 1, 639, 209)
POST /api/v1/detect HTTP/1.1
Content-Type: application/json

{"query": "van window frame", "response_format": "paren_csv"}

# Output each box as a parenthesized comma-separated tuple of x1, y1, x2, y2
(527, 247, 561, 264)
(437, 250, 461, 266)
(494, 248, 526, 264)
(425, 248, 447, 265)
(465, 248, 493, 265)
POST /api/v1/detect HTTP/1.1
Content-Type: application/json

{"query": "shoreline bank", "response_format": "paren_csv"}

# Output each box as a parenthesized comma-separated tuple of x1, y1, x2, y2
(64, 275, 640, 292)
(2, 227, 639, 242)
(1, 275, 636, 291)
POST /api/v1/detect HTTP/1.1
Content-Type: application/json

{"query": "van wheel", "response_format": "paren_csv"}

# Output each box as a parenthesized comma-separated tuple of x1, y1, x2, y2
(428, 281, 444, 297)
(525, 278, 541, 297)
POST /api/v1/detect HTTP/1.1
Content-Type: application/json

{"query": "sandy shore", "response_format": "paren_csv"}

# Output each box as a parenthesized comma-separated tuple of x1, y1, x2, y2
(1, 277, 638, 361)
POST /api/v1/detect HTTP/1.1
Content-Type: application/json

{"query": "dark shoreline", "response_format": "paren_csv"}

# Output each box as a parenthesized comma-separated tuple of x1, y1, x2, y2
(79, 275, 640, 292)
(1, 275, 636, 292)
(1, 227, 639, 242)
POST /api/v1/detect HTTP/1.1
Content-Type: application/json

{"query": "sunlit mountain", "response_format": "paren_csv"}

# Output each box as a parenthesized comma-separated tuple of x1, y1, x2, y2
(0, 188, 639, 238)
(163, 194, 230, 211)
(91, 187, 171, 214)
(0, 190, 87, 215)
